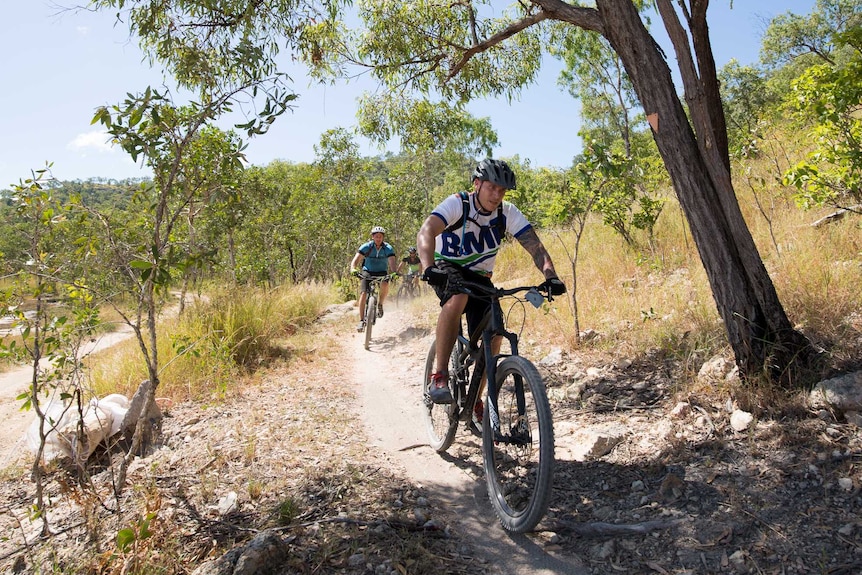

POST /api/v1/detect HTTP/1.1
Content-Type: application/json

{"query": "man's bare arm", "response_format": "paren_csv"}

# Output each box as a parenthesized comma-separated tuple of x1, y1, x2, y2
(516, 228, 558, 279)
(417, 215, 445, 272)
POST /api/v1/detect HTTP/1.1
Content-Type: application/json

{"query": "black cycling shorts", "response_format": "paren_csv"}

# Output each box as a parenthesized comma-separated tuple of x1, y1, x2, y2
(431, 262, 493, 338)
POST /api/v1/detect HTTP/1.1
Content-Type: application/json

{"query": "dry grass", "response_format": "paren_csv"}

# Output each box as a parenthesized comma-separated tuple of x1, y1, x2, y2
(84, 283, 338, 403)
(495, 169, 861, 388)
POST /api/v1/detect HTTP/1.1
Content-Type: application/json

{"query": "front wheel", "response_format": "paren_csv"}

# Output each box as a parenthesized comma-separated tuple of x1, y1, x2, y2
(483, 356, 554, 533)
(364, 294, 377, 350)
(396, 283, 409, 306)
(421, 341, 460, 452)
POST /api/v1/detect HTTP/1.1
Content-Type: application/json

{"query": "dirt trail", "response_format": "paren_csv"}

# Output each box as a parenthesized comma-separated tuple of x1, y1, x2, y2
(351, 299, 587, 575)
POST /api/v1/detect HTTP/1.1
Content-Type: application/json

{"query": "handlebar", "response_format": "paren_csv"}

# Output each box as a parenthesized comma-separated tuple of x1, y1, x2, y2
(449, 276, 555, 305)
(356, 270, 394, 282)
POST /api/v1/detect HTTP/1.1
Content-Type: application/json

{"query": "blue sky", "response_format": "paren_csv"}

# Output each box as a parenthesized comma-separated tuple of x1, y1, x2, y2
(0, 1, 816, 187)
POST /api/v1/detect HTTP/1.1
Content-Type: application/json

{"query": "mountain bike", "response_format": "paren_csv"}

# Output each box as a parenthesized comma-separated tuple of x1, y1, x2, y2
(396, 271, 420, 303)
(357, 271, 389, 350)
(421, 277, 556, 533)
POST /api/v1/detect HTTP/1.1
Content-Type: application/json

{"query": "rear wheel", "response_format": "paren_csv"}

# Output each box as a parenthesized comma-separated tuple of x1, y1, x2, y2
(421, 341, 460, 452)
(482, 356, 554, 533)
(364, 294, 377, 350)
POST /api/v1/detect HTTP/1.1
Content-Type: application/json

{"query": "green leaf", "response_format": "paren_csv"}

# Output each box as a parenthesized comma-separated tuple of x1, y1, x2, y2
(130, 260, 153, 270)
(116, 528, 136, 552)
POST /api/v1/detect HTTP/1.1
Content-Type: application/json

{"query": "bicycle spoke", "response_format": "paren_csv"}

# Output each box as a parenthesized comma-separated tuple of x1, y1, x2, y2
(483, 356, 554, 533)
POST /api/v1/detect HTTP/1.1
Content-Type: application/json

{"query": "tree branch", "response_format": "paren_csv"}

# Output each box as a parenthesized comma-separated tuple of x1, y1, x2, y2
(446, 11, 551, 81)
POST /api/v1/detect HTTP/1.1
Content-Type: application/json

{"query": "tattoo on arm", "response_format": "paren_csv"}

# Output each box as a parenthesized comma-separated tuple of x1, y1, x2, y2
(518, 229, 556, 277)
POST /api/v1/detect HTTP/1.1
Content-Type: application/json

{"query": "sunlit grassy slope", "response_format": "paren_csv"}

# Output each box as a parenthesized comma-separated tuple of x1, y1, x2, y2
(495, 164, 861, 379)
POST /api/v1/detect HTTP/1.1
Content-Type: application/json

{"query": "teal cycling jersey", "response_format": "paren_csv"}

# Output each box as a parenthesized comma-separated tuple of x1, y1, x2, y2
(358, 240, 395, 273)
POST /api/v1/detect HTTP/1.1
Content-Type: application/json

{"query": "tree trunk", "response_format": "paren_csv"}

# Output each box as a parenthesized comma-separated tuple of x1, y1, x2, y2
(593, 0, 812, 385)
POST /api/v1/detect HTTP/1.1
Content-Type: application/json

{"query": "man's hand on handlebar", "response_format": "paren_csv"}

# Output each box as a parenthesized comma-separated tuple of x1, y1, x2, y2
(540, 277, 567, 296)
(422, 264, 449, 287)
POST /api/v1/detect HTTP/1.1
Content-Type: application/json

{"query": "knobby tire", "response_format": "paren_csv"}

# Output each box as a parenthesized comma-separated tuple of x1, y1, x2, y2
(364, 294, 377, 350)
(482, 355, 554, 533)
(421, 340, 460, 452)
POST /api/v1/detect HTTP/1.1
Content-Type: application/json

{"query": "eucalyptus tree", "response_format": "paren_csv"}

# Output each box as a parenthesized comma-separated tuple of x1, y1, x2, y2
(1, 169, 102, 531)
(512, 161, 597, 343)
(550, 26, 639, 154)
(783, 48, 862, 212)
(718, 60, 774, 158)
(550, 26, 665, 250)
(761, 0, 860, 70)
(766, 0, 862, 213)
(88, 0, 310, 487)
(357, 97, 500, 212)
(235, 163, 295, 285)
(172, 125, 245, 311)
(312, 0, 813, 385)
(89, 94, 254, 491)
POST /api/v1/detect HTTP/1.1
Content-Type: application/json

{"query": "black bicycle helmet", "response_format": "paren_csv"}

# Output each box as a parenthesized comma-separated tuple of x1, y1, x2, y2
(472, 158, 516, 190)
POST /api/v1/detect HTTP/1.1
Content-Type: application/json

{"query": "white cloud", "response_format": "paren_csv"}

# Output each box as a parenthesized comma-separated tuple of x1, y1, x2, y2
(67, 131, 115, 154)
(76, 26, 90, 36)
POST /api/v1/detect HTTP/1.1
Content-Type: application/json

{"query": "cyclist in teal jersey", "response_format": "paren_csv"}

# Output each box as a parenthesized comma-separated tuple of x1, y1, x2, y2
(350, 225, 397, 332)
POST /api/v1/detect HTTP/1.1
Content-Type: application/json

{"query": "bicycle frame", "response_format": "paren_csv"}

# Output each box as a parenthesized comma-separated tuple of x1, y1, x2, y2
(452, 281, 549, 438)
(359, 271, 386, 294)
(422, 276, 556, 533)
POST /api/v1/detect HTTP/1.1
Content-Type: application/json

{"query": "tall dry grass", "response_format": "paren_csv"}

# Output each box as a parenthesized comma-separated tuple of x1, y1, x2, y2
(495, 163, 861, 380)
(86, 283, 337, 402)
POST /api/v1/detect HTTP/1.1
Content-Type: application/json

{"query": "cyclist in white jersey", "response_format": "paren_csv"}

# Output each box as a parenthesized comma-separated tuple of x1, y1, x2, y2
(416, 159, 566, 408)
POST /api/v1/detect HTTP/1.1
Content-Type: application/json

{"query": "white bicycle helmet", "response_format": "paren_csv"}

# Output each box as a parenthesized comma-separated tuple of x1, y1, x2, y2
(370, 225, 386, 235)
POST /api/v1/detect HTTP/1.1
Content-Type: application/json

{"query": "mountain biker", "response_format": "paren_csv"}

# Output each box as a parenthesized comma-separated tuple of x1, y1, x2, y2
(350, 225, 397, 332)
(416, 159, 566, 413)
(396, 247, 422, 291)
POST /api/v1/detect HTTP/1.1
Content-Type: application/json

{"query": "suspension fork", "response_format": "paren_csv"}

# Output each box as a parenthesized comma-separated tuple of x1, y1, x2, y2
(483, 299, 521, 435)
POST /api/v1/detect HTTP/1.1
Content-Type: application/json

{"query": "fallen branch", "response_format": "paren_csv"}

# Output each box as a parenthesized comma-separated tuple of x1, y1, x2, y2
(546, 517, 684, 537)
(811, 205, 862, 227)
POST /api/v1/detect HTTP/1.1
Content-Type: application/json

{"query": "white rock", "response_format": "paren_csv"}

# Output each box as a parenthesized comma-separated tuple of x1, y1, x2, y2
(698, 356, 732, 381)
(217, 491, 238, 515)
(670, 402, 691, 418)
(567, 425, 627, 461)
(538, 348, 563, 366)
(730, 410, 753, 432)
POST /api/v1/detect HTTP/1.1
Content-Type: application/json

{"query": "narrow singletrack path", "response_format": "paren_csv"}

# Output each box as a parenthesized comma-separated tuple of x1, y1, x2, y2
(348, 300, 587, 575)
